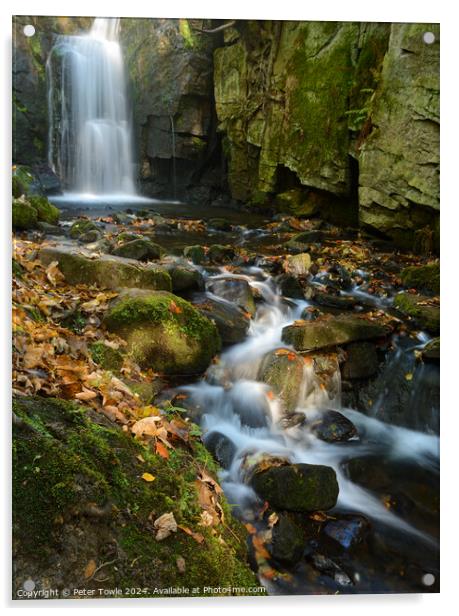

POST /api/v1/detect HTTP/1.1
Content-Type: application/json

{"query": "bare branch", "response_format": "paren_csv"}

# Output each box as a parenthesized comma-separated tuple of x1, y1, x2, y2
(195, 20, 236, 34)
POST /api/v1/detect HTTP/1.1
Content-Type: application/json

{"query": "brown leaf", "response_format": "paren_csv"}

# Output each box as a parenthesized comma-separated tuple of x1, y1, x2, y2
(178, 525, 205, 544)
(83, 559, 97, 579)
(75, 388, 98, 401)
(153, 512, 177, 541)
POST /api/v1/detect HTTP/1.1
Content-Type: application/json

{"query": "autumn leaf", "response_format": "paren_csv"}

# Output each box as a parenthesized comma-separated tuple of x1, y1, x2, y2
(169, 300, 182, 315)
(155, 441, 170, 459)
(252, 535, 271, 560)
(83, 559, 97, 579)
(75, 388, 98, 401)
(45, 261, 65, 286)
(141, 472, 156, 482)
(153, 512, 177, 541)
(178, 525, 205, 544)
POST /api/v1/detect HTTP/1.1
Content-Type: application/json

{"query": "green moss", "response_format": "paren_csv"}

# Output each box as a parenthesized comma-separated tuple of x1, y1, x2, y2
(69, 219, 99, 239)
(183, 245, 206, 265)
(13, 396, 257, 595)
(12, 199, 38, 230)
(393, 292, 440, 334)
(400, 262, 439, 295)
(28, 196, 60, 225)
(90, 342, 124, 373)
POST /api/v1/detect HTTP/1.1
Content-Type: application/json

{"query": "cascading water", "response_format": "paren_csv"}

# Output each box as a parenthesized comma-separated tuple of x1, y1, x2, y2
(47, 17, 147, 202)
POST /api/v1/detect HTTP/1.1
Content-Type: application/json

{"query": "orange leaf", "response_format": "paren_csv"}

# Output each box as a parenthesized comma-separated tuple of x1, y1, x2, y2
(252, 535, 271, 560)
(244, 523, 257, 535)
(84, 559, 97, 579)
(156, 441, 170, 459)
(178, 525, 205, 544)
(266, 391, 275, 401)
(169, 301, 182, 315)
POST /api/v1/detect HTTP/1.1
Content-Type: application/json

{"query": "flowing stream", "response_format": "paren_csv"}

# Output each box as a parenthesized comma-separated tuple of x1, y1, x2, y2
(46, 18, 143, 201)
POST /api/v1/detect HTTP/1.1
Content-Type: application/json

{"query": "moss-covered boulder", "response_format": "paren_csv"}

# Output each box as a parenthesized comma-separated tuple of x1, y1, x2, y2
(393, 292, 440, 334)
(39, 246, 172, 291)
(250, 460, 339, 512)
(307, 409, 358, 442)
(13, 396, 257, 597)
(267, 512, 307, 565)
(89, 342, 124, 373)
(258, 349, 305, 413)
(400, 262, 440, 295)
(193, 295, 250, 345)
(69, 219, 99, 239)
(282, 315, 389, 351)
(183, 245, 206, 265)
(112, 238, 163, 261)
(163, 262, 204, 293)
(28, 196, 60, 225)
(12, 199, 38, 230)
(12, 165, 36, 197)
(208, 244, 235, 264)
(422, 337, 440, 362)
(103, 290, 221, 375)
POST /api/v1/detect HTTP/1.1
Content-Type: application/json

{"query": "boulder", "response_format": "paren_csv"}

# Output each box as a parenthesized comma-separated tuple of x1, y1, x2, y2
(103, 290, 221, 375)
(79, 229, 102, 244)
(342, 342, 379, 379)
(275, 189, 319, 218)
(183, 245, 206, 265)
(193, 294, 250, 344)
(111, 238, 163, 261)
(39, 246, 172, 291)
(323, 515, 369, 549)
(204, 431, 237, 470)
(89, 342, 124, 373)
(313, 290, 358, 311)
(208, 218, 232, 231)
(250, 461, 339, 512)
(208, 244, 235, 264)
(400, 262, 440, 295)
(277, 274, 304, 299)
(37, 221, 65, 236)
(268, 512, 306, 564)
(258, 349, 305, 413)
(163, 262, 204, 293)
(208, 277, 256, 316)
(12, 165, 37, 197)
(69, 219, 99, 239)
(393, 292, 440, 334)
(28, 196, 60, 225)
(307, 410, 358, 442)
(283, 253, 312, 276)
(422, 337, 440, 362)
(12, 199, 38, 230)
(282, 315, 389, 351)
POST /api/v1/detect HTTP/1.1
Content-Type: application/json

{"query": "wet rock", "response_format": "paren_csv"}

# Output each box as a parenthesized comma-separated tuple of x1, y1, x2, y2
(39, 246, 172, 291)
(12, 199, 38, 230)
(400, 262, 439, 295)
(37, 221, 65, 236)
(342, 342, 379, 379)
(208, 218, 232, 231)
(208, 244, 235, 264)
(163, 262, 204, 294)
(268, 512, 307, 564)
(115, 232, 142, 244)
(422, 337, 440, 362)
(204, 431, 237, 470)
(250, 461, 339, 512)
(282, 315, 389, 351)
(313, 290, 357, 310)
(111, 238, 163, 261)
(258, 349, 305, 413)
(283, 253, 312, 276)
(229, 382, 270, 428)
(307, 410, 358, 443)
(277, 413, 306, 430)
(79, 229, 102, 243)
(27, 196, 60, 225)
(393, 292, 440, 334)
(193, 294, 250, 345)
(12, 165, 38, 198)
(103, 289, 221, 375)
(277, 274, 304, 299)
(286, 230, 324, 252)
(69, 219, 99, 239)
(323, 515, 369, 549)
(208, 277, 256, 316)
(275, 189, 319, 218)
(310, 553, 353, 586)
(183, 245, 206, 265)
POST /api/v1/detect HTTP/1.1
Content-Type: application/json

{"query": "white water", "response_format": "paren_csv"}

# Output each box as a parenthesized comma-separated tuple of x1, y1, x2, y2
(181, 264, 439, 544)
(47, 17, 141, 200)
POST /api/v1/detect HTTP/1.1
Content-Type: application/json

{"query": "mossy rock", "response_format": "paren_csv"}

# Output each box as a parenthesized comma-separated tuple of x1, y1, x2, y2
(307, 409, 358, 442)
(208, 244, 235, 264)
(12, 258, 25, 278)
(12, 165, 36, 198)
(250, 461, 339, 512)
(207, 276, 256, 316)
(12, 199, 38, 230)
(13, 396, 257, 597)
(422, 337, 440, 362)
(393, 292, 440, 334)
(183, 245, 206, 265)
(193, 295, 250, 344)
(90, 342, 124, 372)
(164, 262, 204, 293)
(268, 512, 307, 565)
(342, 342, 379, 379)
(282, 315, 390, 351)
(400, 262, 440, 295)
(258, 349, 305, 413)
(112, 239, 163, 261)
(275, 189, 319, 217)
(69, 219, 99, 239)
(103, 290, 221, 375)
(28, 196, 60, 225)
(39, 246, 172, 292)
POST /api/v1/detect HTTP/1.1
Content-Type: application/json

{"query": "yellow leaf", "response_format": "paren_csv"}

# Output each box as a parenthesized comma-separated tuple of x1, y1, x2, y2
(83, 559, 97, 579)
(141, 472, 156, 482)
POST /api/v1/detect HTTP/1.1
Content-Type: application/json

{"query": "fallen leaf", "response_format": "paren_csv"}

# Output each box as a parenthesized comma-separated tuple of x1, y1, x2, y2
(83, 559, 97, 579)
(176, 556, 186, 573)
(156, 441, 170, 459)
(154, 512, 177, 541)
(178, 525, 205, 544)
(169, 300, 182, 315)
(141, 472, 156, 482)
(75, 388, 98, 401)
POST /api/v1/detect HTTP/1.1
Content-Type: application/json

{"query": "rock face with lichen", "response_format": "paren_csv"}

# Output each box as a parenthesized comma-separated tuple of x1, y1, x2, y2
(358, 24, 440, 249)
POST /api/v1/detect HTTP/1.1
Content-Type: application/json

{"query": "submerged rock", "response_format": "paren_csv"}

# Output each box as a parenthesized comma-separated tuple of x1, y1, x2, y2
(268, 512, 307, 564)
(103, 289, 221, 375)
(250, 461, 339, 512)
(39, 246, 172, 291)
(204, 431, 237, 470)
(307, 409, 358, 442)
(393, 292, 440, 334)
(193, 294, 250, 344)
(258, 349, 305, 413)
(323, 515, 369, 549)
(208, 277, 256, 316)
(112, 238, 163, 261)
(282, 315, 389, 351)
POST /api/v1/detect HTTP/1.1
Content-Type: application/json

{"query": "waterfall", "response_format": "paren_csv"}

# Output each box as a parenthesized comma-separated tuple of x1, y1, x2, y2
(47, 17, 137, 197)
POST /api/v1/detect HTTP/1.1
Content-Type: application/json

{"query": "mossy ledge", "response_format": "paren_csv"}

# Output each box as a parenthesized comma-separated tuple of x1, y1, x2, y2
(13, 396, 259, 598)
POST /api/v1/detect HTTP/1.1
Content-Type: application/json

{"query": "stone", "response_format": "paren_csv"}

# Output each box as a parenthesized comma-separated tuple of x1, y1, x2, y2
(282, 315, 389, 351)
(79, 229, 102, 244)
(275, 189, 319, 217)
(89, 342, 124, 373)
(37, 221, 65, 236)
(323, 515, 369, 549)
(207, 244, 235, 264)
(204, 431, 237, 470)
(163, 262, 204, 294)
(393, 292, 440, 334)
(12, 199, 38, 230)
(193, 294, 250, 345)
(39, 246, 172, 291)
(207, 277, 256, 316)
(69, 219, 99, 240)
(342, 342, 379, 379)
(307, 409, 358, 442)
(268, 512, 306, 564)
(277, 274, 304, 299)
(250, 461, 339, 512)
(258, 349, 305, 413)
(400, 262, 440, 295)
(286, 231, 324, 252)
(422, 337, 440, 362)
(111, 238, 163, 261)
(12, 166, 39, 197)
(183, 245, 206, 265)
(313, 291, 358, 311)
(103, 289, 221, 375)
(208, 218, 232, 231)
(283, 253, 312, 277)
